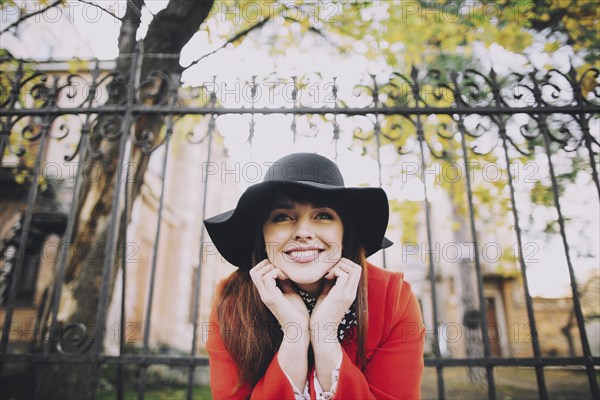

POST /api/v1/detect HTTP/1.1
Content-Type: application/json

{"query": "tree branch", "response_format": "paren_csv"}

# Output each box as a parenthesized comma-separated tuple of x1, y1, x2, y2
(183, 16, 271, 71)
(282, 15, 338, 46)
(77, 0, 122, 21)
(282, 3, 341, 50)
(0, 0, 62, 36)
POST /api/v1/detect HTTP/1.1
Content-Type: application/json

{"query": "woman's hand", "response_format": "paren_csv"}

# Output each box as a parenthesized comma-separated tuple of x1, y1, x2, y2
(249, 259, 310, 332)
(310, 257, 362, 332)
(309, 257, 362, 391)
(250, 260, 311, 389)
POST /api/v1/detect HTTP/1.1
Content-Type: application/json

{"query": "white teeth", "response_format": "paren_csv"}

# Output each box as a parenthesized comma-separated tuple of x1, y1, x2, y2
(289, 250, 318, 257)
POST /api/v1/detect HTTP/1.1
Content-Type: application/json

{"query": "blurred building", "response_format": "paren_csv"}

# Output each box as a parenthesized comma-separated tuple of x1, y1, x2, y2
(1, 0, 94, 60)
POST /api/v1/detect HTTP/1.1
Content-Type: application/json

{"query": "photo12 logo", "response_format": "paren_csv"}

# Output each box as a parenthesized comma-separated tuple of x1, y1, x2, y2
(401, 241, 540, 264)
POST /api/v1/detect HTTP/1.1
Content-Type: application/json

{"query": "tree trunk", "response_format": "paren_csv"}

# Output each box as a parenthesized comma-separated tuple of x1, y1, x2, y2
(37, 1, 214, 398)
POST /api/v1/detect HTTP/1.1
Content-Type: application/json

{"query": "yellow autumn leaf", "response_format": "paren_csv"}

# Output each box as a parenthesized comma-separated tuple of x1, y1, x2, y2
(452, 221, 462, 232)
(579, 65, 599, 98)
(15, 170, 27, 184)
(544, 41, 561, 53)
(67, 59, 90, 74)
(38, 175, 48, 191)
(495, 25, 533, 52)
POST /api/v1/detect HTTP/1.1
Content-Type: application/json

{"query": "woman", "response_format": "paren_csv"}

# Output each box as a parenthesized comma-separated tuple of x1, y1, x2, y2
(204, 153, 424, 399)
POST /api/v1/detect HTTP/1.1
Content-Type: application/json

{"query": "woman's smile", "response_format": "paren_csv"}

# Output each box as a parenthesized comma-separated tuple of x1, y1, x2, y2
(284, 245, 325, 263)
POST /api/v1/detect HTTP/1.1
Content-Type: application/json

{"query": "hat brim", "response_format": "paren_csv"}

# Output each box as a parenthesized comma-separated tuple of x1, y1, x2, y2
(204, 180, 393, 268)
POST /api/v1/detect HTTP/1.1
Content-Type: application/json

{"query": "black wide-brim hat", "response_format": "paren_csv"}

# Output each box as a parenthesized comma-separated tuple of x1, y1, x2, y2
(204, 153, 393, 268)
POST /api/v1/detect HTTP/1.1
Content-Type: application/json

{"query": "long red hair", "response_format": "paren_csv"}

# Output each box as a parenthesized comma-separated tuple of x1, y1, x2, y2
(215, 187, 369, 393)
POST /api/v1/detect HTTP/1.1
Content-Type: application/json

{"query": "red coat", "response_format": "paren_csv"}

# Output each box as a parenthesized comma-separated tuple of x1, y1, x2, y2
(206, 262, 425, 399)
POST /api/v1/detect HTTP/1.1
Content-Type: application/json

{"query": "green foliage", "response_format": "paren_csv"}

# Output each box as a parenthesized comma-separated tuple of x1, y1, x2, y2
(530, 180, 554, 207)
(522, 0, 600, 64)
(495, 252, 522, 279)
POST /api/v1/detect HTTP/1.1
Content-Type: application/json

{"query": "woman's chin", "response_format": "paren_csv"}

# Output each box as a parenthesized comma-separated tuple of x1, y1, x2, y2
(290, 276, 322, 286)
(281, 264, 331, 285)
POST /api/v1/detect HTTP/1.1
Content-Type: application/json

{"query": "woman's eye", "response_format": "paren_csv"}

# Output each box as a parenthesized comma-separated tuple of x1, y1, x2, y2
(273, 213, 291, 222)
(316, 212, 333, 220)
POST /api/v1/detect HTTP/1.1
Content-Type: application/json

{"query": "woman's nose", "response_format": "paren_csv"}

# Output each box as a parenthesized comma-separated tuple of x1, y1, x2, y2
(293, 219, 314, 240)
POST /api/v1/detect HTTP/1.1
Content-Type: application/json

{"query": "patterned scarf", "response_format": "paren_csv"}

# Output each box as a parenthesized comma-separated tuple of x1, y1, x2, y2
(296, 288, 357, 342)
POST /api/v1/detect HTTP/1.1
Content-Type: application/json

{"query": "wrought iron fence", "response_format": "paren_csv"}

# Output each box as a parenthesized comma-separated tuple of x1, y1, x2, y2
(1, 43, 599, 400)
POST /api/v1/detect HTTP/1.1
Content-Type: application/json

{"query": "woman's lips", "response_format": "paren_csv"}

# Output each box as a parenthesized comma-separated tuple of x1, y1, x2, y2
(285, 249, 322, 263)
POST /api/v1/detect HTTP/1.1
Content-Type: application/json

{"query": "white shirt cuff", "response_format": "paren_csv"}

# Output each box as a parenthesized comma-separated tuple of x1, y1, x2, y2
(314, 351, 343, 400)
(281, 352, 343, 399)
(281, 368, 310, 400)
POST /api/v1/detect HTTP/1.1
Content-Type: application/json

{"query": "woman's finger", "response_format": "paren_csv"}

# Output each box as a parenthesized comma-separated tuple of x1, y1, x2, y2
(264, 268, 280, 281)
(250, 262, 278, 295)
(331, 265, 349, 287)
(338, 259, 362, 286)
(328, 260, 361, 305)
(253, 267, 287, 309)
(323, 268, 336, 280)
(250, 259, 272, 278)
(339, 260, 360, 277)
(339, 257, 362, 273)
(251, 265, 273, 287)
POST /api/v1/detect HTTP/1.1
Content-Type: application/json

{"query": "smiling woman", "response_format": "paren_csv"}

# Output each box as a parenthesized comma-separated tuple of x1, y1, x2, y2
(204, 153, 425, 399)
(262, 198, 344, 293)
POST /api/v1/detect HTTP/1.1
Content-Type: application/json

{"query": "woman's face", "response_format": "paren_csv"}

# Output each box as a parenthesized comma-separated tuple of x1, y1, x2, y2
(262, 198, 343, 290)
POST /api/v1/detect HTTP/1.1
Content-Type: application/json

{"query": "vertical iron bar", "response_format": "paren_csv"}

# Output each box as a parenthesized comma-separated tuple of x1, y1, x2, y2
(579, 111, 600, 200)
(576, 99, 600, 398)
(87, 41, 143, 400)
(415, 115, 446, 400)
(499, 121, 548, 399)
(291, 76, 298, 146)
(205, 78, 222, 298)
(569, 68, 600, 200)
(117, 146, 130, 400)
(136, 117, 174, 400)
(246, 76, 257, 161)
(331, 77, 340, 163)
(0, 75, 59, 359)
(0, 120, 9, 168)
(374, 122, 387, 269)
(538, 117, 599, 398)
(0, 62, 24, 167)
(372, 75, 387, 269)
(186, 109, 216, 400)
(456, 116, 496, 400)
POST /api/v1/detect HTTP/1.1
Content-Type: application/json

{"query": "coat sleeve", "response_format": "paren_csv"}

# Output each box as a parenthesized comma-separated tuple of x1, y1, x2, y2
(205, 286, 297, 400)
(333, 276, 425, 400)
